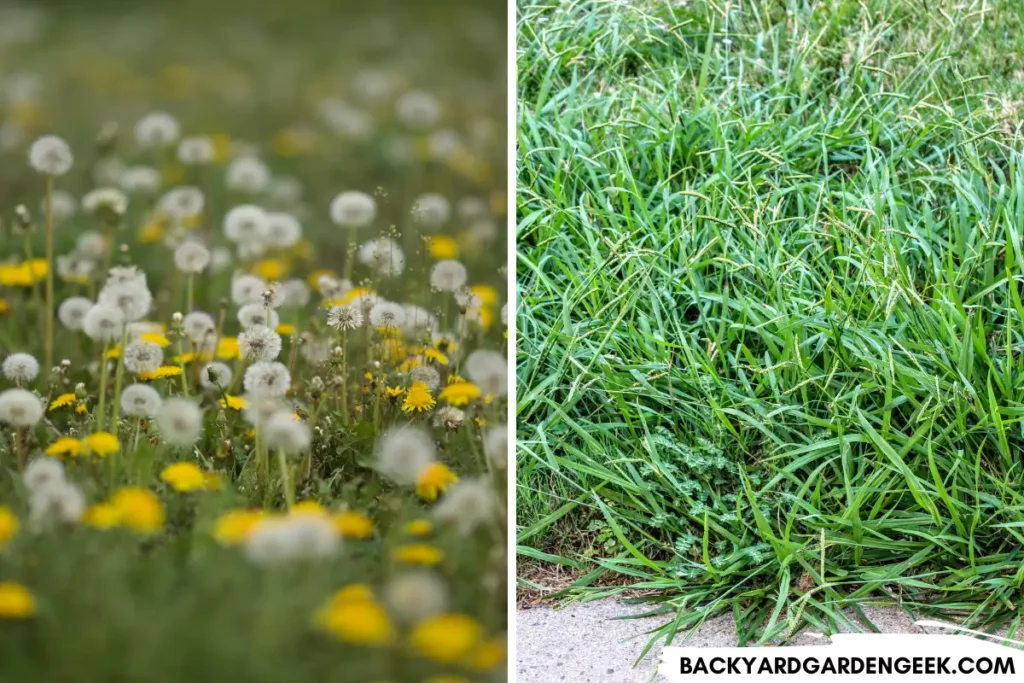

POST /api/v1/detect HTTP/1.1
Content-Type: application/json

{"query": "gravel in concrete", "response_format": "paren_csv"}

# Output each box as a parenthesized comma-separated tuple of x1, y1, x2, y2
(516, 600, 997, 683)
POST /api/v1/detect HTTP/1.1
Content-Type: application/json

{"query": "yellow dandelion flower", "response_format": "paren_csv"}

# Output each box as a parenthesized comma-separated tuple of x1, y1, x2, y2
(212, 509, 264, 545)
(394, 544, 444, 567)
(253, 258, 286, 280)
(110, 487, 165, 534)
(140, 332, 171, 347)
(106, 346, 121, 360)
(410, 613, 484, 663)
(140, 221, 165, 243)
(470, 285, 498, 307)
(314, 596, 395, 646)
(159, 462, 209, 492)
(0, 507, 18, 547)
(465, 637, 507, 671)
(0, 583, 36, 619)
(402, 382, 436, 413)
(210, 133, 232, 163)
(423, 348, 448, 366)
(28, 259, 47, 280)
(427, 235, 459, 259)
(334, 511, 374, 539)
(276, 323, 296, 336)
(292, 500, 327, 516)
(49, 393, 76, 411)
(0, 299, 8, 315)
(415, 462, 458, 501)
(75, 402, 87, 415)
(405, 519, 432, 536)
(308, 268, 337, 290)
(217, 337, 240, 359)
(336, 287, 374, 307)
(438, 382, 481, 407)
(140, 366, 183, 381)
(83, 503, 120, 529)
(221, 395, 248, 410)
(329, 584, 376, 604)
(203, 472, 224, 491)
(385, 386, 405, 398)
(82, 432, 120, 457)
(489, 190, 506, 215)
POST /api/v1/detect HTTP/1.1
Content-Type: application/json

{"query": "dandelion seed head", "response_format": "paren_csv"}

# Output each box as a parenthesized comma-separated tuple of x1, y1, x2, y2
(159, 186, 205, 221)
(409, 365, 441, 392)
(75, 231, 106, 260)
(263, 411, 311, 454)
(358, 237, 405, 278)
(465, 350, 507, 397)
(318, 98, 373, 138)
(280, 279, 311, 308)
(456, 196, 488, 222)
(155, 397, 203, 446)
(106, 265, 147, 288)
(432, 477, 497, 535)
(376, 424, 436, 485)
(412, 193, 450, 227)
(231, 274, 267, 306)
(45, 189, 78, 221)
(484, 424, 508, 468)
(243, 361, 291, 398)
(244, 513, 339, 565)
(237, 303, 280, 330)
(225, 156, 270, 194)
(23, 458, 65, 493)
(182, 311, 215, 344)
(29, 480, 85, 525)
(177, 135, 214, 165)
(28, 134, 73, 175)
(433, 405, 465, 431)
(81, 187, 128, 218)
(58, 296, 93, 331)
(223, 204, 270, 243)
(0, 388, 44, 427)
(326, 304, 363, 331)
(316, 274, 348, 300)
(330, 190, 376, 228)
(82, 303, 125, 342)
(368, 301, 407, 329)
(384, 572, 449, 623)
(98, 282, 152, 322)
(134, 111, 181, 147)
(430, 260, 468, 292)
(173, 241, 211, 274)
(396, 90, 441, 129)
(120, 383, 163, 418)
(264, 212, 302, 249)
(200, 362, 232, 391)
(238, 325, 282, 362)
(123, 341, 163, 374)
(2, 353, 39, 382)
(242, 393, 285, 427)
(120, 166, 161, 194)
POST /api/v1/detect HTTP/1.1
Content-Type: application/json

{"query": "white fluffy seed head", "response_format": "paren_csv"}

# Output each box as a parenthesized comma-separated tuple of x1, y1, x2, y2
(411, 193, 451, 227)
(465, 349, 508, 397)
(358, 237, 405, 278)
(242, 393, 285, 427)
(225, 156, 270, 193)
(223, 205, 270, 243)
(29, 480, 85, 526)
(182, 311, 216, 344)
(396, 90, 441, 129)
(2, 353, 39, 382)
(430, 260, 468, 292)
(83, 303, 125, 342)
(484, 424, 508, 469)
(159, 186, 204, 221)
(155, 397, 203, 446)
(28, 135, 73, 175)
(82, 187, 128, 217)
(263, 411, 311, 454)
(120, 166, 162, 194)
(264, 212, 302, 249)
(384, 572, 449, 623)
(238, 326, 283, 362)
(58, 296, 94, 331)
(243, 361, 291, 397)
(0, 388, 44, 427)
(376, 424, 436, 485)
(120, 383, 163, 418)
(326, 304, 363, 331)
(134, 111, 181, 147)
(329, 191, 376, 228)
(432, 477, 498, 535)
(280, 279, 311, 308)
(244, 514, 339, 566)
(368, 301, 407, 330)
(409, 365, 441, 391)
(174, 241, 211, 273)
(231, 274, 267, 305)
(98, 282, 152, 322)
(199, 362, 232, 391)
(177, 136, 214, 165)
(237, 303, 280, 330)
(122, 341, 163, 374)
(46, 189, 78, 221)
(23, 458, 65, 493)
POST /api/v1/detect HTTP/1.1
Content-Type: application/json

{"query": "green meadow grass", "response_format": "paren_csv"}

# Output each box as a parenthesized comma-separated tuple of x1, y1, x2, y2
(516, 0, 1024, 649)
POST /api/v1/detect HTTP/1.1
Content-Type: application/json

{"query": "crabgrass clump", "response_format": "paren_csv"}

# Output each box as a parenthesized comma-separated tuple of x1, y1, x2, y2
(0, 1, 507, 680)
(517, 0, 1024, 647)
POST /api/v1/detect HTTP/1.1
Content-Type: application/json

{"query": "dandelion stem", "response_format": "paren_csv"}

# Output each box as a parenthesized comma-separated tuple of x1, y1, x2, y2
(276, 450, 295, 510)
(176, 336, 190, 396)
(109, 323, 129, 431)
(44, 176, 55, 373)
(97, 340, 111, 428)
(186, 273, 194, 313)
(340, 330, 348, 426)
(14, 428, 24, 473)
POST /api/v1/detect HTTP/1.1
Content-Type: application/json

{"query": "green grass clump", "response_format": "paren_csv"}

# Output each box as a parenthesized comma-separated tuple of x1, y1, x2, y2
(517, 0, 1024, 648)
